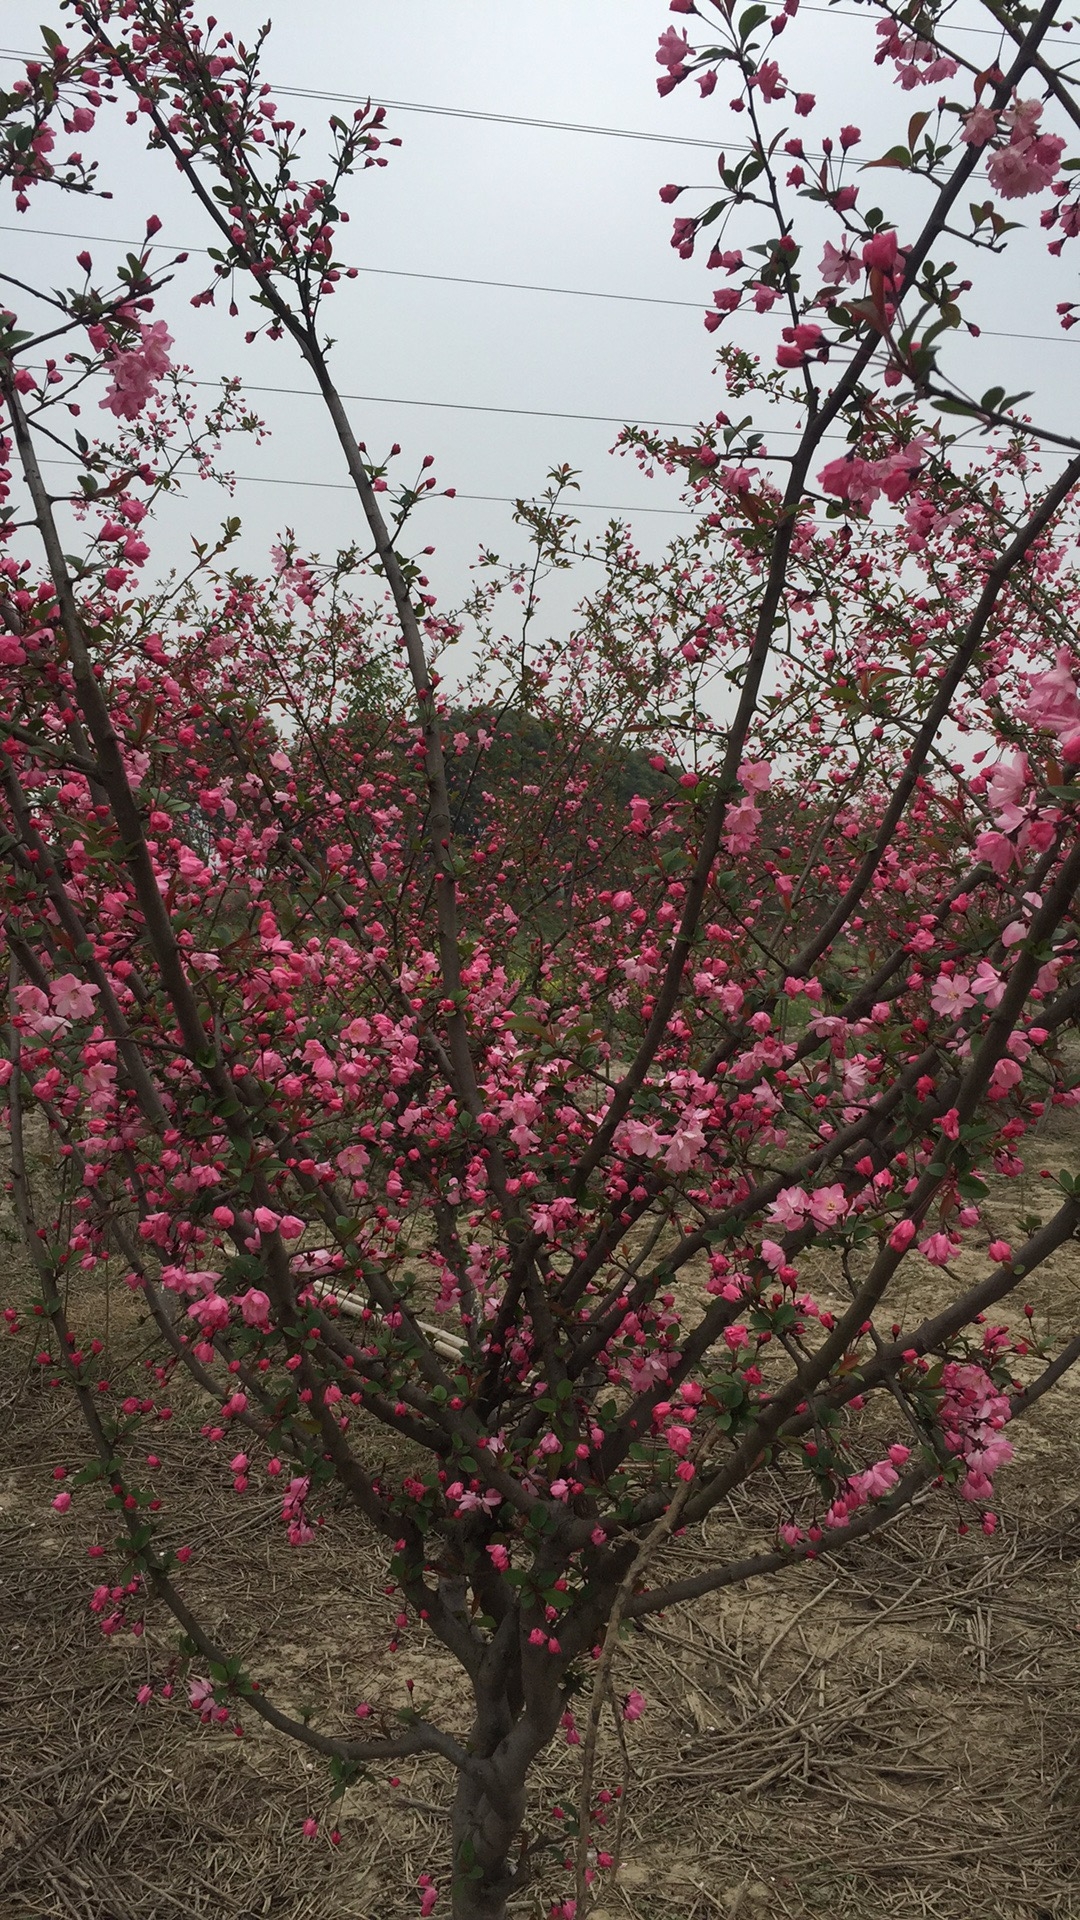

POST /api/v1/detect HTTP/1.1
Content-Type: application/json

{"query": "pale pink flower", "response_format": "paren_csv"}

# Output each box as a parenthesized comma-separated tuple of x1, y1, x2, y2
(722, 795, 762, 852)
(962, 104, 997, 146)
(737, 759, 772, 793)
(620, 1118, 666, 1158)
(819, 238, 860, 285)
(50, 973, 100, 1020)
(663, 1120, 706, 1173)
(100, 320, 173, 419)
(808, 1183, 848, 1229)
(768, 1185, 811, 1229)
(1022, 651, 1080, 734)
(929, 973, 975, 1018)
(985, 752, 1029, 831)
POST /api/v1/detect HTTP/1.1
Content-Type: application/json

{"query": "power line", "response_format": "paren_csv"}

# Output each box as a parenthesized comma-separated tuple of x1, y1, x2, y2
(3, 8, 1078, 152)
(0, 220, 707, 313)
(21, 360, 1069, 453)
(34, 454, 700, 516)
(0, 47, 738, 152)
(1, 219, 1074, 351)
(142, 379, 1080, 455)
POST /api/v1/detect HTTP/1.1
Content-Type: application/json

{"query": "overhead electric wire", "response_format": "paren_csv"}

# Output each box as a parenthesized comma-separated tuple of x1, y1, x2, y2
(2, 5, 1078, 148)
(33, 454, 701, 516)
(0, 219, 1074, 351)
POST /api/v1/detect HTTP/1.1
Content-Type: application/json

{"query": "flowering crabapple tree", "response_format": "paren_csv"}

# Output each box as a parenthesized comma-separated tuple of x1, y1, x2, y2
(6, 0, 1080, 1913)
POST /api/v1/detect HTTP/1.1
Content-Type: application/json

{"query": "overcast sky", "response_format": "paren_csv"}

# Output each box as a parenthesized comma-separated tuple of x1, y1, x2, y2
(2, 1, 1078, 644)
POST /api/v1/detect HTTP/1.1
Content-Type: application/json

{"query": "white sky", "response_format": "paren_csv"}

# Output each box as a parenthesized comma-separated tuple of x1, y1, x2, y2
(2, 1, 1078, 644)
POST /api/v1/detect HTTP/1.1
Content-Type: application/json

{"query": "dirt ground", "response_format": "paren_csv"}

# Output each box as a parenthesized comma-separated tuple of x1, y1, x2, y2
(3, 1114, 1080, 1919)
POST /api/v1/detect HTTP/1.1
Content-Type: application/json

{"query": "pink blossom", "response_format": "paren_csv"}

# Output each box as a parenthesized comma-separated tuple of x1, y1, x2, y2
(1022, 651, 1080, 735)
(850, 1459, 898, 1499)
(988, 119, 1065, 198)
(808, 1183, 848, 1229)
(663, 1119, 706, 1172)
(621, 1119, 666, 1158)
(990, 1056, 1023, 1094)
(768, 1185, 811, 1228)
(929, 973, 975, 1018)
(985, 752, 1029, 830)
(889, 1219, 917, 1252)
(50, 973, 100, 1020)
(819, 239, 860, 285)
(722, 795, 762, 852)
(962, 104, 997, 146)
(752, 59, 786, 101)
(862, 229, 902, 275)
(656, 26, 691, 69)
(99, 320, 173, 420)
(919, 1232, 956, 1266)
(975, 830, 1015, 878)
(622, 1689, 645, 1721)
(189, 1292, 231, 1332)
(737, 759, 772, 793)
(238, 1287, 271, 1329)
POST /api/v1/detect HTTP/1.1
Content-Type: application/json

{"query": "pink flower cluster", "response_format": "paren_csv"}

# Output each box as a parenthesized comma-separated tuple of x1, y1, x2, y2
(985, 99, 1065, 200)
(939, 1362, 1014, 1501)
(818, 435, 928, 512)
(875, 17, 958, 88)
(96, 320, 174, 421)
(281, 1474, 315, 1546)
(1021, 650, 1080, 757)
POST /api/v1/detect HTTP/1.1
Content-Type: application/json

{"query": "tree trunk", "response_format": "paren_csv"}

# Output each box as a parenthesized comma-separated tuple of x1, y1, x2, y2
(450, 1764, 527, 1920)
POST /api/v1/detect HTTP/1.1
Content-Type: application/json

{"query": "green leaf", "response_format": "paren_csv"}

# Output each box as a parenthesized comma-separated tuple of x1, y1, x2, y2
(738, 5, 768, 35)
(862, 146, 911, 170)
(932, 395, 981, 419)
